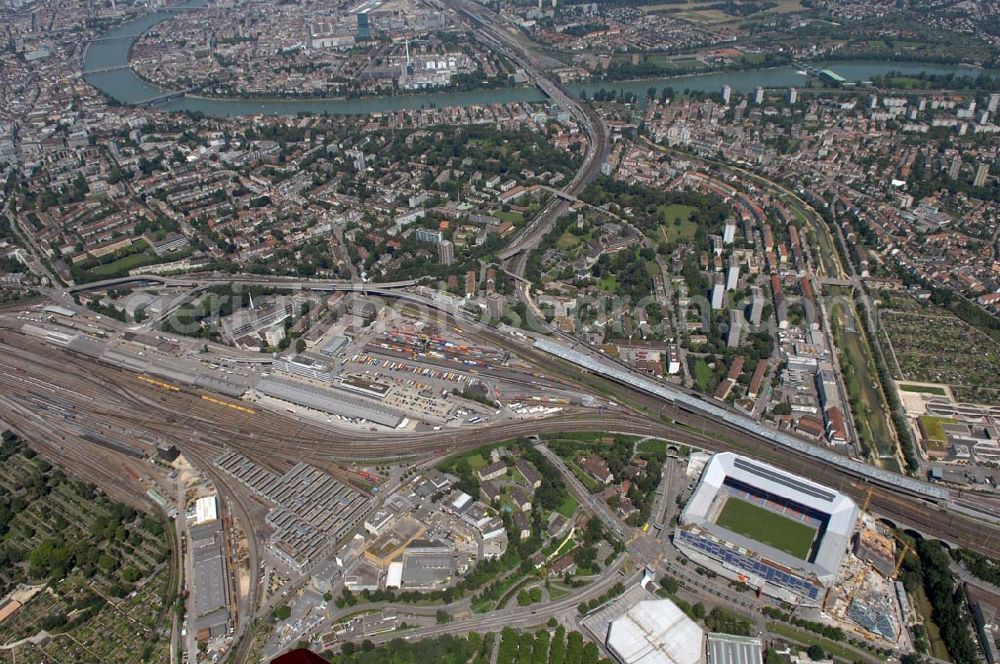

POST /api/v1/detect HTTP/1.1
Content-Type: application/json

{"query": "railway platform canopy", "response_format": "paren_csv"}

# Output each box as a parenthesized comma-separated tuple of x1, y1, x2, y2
(532, 337, 949, 501)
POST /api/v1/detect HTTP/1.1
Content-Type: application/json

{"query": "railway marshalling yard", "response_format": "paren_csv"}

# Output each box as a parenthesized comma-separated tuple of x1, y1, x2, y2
(1, 288, 1000, 663)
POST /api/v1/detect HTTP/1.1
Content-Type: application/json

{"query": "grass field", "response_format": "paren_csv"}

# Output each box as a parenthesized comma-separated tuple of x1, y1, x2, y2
(610, 53, 707, 69)
(598, 274, 618, 292)
(437, 441, 518, 475)
(465, 453, 488, 471)
(917, 415, 952, 453)
(694, 358, 713, 391)
(715, 497, 816, 560)
(555, 229, 584, 251)
(642, 0, 803, 22)
(88, 251, 158, 277)
(898, 383, 947, 396)
(911, 585, 950, 660)
(656, 204, 698, 244)
(493, 210, 524, 225)
(557, 494, 578, 518)
(829, 294, 896, 461)
(637, 439, 664, 456)
(918, 416, 950, 442)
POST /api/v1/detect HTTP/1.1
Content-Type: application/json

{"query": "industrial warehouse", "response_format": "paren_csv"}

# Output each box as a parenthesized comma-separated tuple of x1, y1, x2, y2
(215, 453, 373, 571)
(675, 453, 859, 605)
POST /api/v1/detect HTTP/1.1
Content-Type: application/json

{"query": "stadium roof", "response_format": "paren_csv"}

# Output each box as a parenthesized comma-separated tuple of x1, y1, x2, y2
(682, 453, 858, 582)
(606, 599, 705, 664)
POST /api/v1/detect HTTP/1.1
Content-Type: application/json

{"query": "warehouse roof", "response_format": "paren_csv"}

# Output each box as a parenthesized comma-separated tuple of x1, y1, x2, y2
(706, 633, 763, 664)
(255, 376, 403, 427)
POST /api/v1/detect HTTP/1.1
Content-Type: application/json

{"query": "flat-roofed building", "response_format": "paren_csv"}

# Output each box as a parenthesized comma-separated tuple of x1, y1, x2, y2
(706, 634, 763, 664)
(364, 516, 426, 567)
(255, 376, 404, 428)
(274, 355, 338, 383)
(606, 598, 705, 664)
(385, 561, 404, 589)
(215, 454, 372, 571)
(189, 520, 230, 639)
(400, 541, 454, 590)
(194, 495, 218, 525)
(364, 509, 397, 537)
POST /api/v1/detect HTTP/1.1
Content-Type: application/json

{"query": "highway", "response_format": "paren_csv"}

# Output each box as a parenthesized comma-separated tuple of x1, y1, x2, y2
(439, 0, 609, 271)
(364, 560, 639, 648)
(537, 443, 628, 541)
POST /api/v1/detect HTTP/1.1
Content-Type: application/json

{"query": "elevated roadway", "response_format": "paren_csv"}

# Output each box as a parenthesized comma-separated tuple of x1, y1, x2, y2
(66, 274, 417, 293)
(440, 0, 609, 270)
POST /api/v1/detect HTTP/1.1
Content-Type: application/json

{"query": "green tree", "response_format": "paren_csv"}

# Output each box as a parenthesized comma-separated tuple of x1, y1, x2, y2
(692, 602, 706, 620)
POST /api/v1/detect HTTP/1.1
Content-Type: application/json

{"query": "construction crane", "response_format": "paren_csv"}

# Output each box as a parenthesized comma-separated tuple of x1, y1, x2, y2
(883, 528, 914, 579)
(892, 539, 912, 579)
(861, 487, 873, 513)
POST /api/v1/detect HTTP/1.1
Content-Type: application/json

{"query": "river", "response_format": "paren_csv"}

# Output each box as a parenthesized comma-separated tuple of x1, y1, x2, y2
(83, 7, 993, 117)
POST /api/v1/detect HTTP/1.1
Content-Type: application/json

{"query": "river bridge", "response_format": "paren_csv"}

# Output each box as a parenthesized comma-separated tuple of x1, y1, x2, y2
(135, 88, 194, 107)
(89, 33, 146, 42)
(83, 64, 131, 74)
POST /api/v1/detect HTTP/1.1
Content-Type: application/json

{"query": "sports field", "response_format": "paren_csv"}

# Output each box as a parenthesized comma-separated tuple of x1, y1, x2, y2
(715, 497, 817, 560)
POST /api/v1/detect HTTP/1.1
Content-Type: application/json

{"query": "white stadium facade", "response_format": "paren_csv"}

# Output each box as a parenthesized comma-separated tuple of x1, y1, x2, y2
(675, 453, 859, 605)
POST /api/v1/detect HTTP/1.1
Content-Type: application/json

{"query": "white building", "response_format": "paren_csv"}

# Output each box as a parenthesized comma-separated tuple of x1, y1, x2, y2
(606, 599, 705, 664)
(711, 282, 725, 310)
(723, 221, 736, 245)
(194, 495, 218, 525)
(726, 260, 740, 292)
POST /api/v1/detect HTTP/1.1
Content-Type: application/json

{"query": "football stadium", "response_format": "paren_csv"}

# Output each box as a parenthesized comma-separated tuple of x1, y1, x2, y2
(675, 453, 859, 605)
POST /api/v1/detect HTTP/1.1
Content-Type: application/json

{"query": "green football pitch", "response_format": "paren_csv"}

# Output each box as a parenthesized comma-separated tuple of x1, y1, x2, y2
(715, 497, 817, 560)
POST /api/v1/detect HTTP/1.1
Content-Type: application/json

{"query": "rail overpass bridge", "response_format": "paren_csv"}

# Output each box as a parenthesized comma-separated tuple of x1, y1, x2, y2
(66, 274, 418, 294)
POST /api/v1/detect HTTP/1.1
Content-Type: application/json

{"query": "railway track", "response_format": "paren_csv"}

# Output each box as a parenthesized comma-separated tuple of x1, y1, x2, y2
(1, 328, 999, 557)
